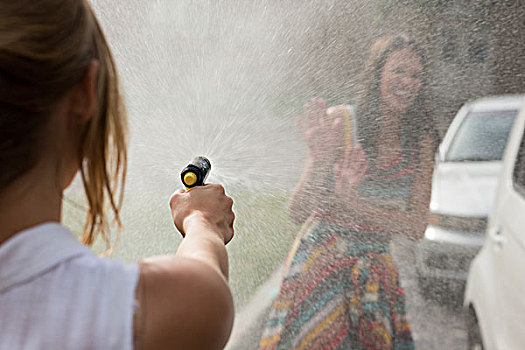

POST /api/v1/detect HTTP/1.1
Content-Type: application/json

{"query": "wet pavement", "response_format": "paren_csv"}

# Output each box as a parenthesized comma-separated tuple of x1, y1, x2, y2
(227, 238, 468, 350)
(394, 238, 468, 350)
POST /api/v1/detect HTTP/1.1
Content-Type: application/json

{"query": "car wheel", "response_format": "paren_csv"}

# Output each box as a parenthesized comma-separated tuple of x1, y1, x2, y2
(467, 306, 484, 350)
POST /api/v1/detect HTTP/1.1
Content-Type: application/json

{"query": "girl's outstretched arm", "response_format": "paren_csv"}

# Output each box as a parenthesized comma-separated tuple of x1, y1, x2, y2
(136, 184, 235, 350)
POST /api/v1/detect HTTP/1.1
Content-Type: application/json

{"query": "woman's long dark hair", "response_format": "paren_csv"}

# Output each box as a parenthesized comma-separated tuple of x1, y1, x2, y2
(356, 35, 435, 161)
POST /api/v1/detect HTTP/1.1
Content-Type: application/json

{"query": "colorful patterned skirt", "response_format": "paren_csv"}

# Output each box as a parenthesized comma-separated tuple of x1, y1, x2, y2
(259, 217, 415, 350)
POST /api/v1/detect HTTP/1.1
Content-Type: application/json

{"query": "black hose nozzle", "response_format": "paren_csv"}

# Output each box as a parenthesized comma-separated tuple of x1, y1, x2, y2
(181, 156, 211, 188)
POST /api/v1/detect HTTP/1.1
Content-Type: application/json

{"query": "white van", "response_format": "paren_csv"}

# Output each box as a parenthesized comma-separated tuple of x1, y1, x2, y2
(464, 95, 525, 349)
(416, 95, 522, 303)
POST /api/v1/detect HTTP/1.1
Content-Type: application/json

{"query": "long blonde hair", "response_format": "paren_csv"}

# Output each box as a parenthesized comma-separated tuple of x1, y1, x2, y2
(0, 0, 127, 248)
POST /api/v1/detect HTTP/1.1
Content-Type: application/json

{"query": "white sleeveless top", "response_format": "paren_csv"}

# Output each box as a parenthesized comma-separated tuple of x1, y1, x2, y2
(0, 223, 139, 350)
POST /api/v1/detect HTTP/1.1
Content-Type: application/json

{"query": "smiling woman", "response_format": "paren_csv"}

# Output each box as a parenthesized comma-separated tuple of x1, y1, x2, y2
(259, 35, 437, 350)
(379, 49, 423, 117)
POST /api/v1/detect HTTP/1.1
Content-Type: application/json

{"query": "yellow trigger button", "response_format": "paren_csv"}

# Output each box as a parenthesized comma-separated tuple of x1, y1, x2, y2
(183, 172, 198, 187)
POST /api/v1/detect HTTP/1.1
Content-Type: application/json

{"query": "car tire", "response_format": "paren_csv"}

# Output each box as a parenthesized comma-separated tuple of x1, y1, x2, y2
(467, 306, 484, 350)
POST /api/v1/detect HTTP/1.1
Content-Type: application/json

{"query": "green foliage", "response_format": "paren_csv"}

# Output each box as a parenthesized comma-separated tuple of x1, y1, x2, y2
(227, 191, 300, 308)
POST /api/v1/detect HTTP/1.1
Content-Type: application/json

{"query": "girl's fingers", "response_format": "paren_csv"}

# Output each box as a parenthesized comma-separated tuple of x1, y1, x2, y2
(317, 98, 326, 113)
(308, 97, 325, 127)
(305, 97, 330, 130)
(319, 99, 327, 128)
(318, 98, 326, 114)
(304, 102, 315, 129)
(311, 98, 323, 128)
(330, 117, 343, 144)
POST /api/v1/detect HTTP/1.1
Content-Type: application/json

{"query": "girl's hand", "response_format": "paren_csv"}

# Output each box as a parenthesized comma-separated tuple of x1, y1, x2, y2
(297, 98, 345, 168)
(334, 144, 369, 199)
(169, 184, 235, 244)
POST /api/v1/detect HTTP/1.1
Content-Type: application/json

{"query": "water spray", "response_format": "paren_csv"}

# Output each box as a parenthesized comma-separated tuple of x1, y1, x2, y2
(181, 156, 211, 189)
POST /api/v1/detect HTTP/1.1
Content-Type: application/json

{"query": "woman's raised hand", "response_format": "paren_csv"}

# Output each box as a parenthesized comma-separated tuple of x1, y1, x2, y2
(334, 144, 369, 198)
(297, 98, 345, 168)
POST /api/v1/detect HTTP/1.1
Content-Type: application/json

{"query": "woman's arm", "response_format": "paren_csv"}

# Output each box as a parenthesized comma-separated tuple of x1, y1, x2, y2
(333, 133, 435, 239)
(136, 184, 235, 350)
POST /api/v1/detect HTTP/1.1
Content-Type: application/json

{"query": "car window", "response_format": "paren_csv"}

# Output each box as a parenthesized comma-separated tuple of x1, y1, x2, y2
(446, 110, 517, 162)
(512, 127, 525, 197)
